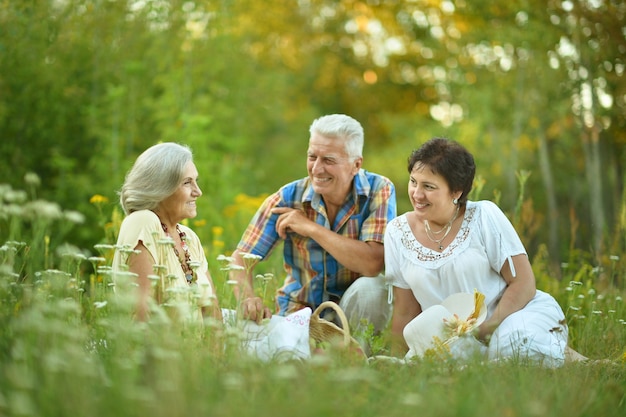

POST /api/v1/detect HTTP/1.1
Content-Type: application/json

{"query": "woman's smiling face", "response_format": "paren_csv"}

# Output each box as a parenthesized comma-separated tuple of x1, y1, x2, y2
(408, 163, 459, 225)
(157, 161, 202, 224)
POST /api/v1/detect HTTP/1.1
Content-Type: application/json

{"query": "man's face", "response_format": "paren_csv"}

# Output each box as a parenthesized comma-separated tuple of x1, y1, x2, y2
(306, 132, 362, 204)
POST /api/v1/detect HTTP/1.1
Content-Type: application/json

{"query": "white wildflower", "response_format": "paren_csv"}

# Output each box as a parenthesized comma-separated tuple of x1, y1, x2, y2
(216, 254, 235, 263)
(4, 189, 28, 204)
(6, 241, 26, 248)
(242, 253, 262, 261)
(221, 264, 245, 271)
(157, 238, 175, 246)
(23, 200, 63, 221)
(24, 172, 41, 187)
(94, 244, 116, 251)
(64, 210, 86, 224)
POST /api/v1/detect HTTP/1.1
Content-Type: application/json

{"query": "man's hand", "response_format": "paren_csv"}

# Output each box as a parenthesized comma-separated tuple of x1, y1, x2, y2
(271, 207, 315, 239)
(242, 296, 272, 323)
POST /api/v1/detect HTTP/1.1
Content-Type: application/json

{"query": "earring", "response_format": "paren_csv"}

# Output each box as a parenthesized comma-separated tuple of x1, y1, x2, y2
(453, 198, 459, 205)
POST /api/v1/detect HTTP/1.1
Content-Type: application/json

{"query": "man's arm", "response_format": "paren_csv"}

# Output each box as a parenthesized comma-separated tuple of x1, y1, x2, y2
(229, 249, 272, 323)
(273, 206, 384, 276)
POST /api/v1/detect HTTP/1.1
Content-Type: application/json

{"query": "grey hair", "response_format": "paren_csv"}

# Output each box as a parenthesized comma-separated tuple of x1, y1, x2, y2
(309, 114, 364, 160)
(119, 142, 193, 215)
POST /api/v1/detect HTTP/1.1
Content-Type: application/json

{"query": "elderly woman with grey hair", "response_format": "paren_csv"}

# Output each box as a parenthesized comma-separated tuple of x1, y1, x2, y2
(113, 142, 221, 323)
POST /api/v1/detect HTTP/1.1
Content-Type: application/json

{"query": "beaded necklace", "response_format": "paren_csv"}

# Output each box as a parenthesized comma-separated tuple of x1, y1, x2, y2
(160, 222, 195, 284)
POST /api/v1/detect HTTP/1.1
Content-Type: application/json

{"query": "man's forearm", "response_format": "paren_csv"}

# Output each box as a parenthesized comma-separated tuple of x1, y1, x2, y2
(308, 225, 384, 276)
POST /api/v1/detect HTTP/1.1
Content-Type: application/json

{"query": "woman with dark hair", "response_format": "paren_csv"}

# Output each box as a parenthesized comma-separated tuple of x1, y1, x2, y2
(385, 137, 572, 366)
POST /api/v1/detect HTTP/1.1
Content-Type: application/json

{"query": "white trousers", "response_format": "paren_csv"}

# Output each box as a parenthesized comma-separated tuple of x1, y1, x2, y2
(486, 290, 568, 367)
(338, 275, 393, 334)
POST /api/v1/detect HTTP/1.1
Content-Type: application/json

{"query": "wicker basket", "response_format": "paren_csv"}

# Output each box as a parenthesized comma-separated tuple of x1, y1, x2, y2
(309, 301, 366, 359)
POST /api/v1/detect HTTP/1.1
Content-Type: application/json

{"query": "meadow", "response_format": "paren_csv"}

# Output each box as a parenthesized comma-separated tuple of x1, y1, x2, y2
(0, 174, 625, 417)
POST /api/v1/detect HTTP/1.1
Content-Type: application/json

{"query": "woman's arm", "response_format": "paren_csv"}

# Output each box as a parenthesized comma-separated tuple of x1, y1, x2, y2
(476, 254, 536, 342)
(128, 242, 154, 321)
(201, 270, 223, 321)
(390, 287, 422, 356)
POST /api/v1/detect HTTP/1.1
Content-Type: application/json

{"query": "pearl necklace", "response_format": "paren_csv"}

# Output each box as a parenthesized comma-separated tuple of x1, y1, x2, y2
(424, 205, 460, 250)
(160, 222, 195, 284)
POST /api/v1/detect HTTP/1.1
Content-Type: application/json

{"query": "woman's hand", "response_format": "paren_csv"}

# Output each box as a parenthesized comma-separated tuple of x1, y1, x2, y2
(475, 254, 537, 344)
(475, 321, 498, 344)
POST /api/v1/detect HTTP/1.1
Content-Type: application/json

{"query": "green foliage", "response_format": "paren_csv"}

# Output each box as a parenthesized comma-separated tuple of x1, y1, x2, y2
(0, 261, 625, 416)
(2, 0, 626, 264)
(2, 2, 626, 415)
(1, 167, 626, 417)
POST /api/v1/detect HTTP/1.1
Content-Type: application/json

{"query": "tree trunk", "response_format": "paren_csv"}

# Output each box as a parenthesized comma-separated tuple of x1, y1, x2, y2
(581, 125, 606, 256)
(537, 128, 560, 273)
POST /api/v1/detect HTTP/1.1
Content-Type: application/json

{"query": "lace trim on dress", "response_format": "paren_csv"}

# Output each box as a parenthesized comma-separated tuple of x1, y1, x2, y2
(398, 205, 477, 266)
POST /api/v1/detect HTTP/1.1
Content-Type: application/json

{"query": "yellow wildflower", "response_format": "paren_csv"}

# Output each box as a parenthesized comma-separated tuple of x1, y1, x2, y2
(194, 219, 207, 228)
(90, 194, 109, 204)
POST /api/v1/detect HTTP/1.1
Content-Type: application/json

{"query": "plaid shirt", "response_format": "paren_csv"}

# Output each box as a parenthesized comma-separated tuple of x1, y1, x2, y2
(237, 169, 397, 315)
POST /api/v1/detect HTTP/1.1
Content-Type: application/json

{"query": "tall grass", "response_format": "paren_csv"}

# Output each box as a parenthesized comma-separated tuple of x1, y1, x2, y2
(0, 174, 625, 417)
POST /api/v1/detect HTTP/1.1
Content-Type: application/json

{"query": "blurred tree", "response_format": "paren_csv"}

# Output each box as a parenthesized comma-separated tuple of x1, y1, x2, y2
(1, 0, 625, 272)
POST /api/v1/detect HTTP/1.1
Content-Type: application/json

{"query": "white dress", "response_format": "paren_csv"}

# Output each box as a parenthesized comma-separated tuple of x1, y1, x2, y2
(384, 200, 567, 366)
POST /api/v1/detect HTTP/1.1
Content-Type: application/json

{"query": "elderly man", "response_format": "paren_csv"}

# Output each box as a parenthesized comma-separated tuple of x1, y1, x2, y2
(229, 114, 396, 335)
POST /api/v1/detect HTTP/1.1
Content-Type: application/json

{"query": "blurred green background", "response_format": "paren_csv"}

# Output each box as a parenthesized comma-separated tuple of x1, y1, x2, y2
(1, 0, 625, 284)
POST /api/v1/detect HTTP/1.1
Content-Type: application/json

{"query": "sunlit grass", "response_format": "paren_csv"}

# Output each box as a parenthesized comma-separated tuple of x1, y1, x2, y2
(0, 174, 625, 417)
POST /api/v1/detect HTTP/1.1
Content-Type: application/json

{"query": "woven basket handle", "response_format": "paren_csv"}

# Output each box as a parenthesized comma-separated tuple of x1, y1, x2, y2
(312, 301, 351, 346)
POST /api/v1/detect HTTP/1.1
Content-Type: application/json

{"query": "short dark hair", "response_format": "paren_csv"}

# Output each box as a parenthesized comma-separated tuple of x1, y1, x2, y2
(407, 137, 475, 204)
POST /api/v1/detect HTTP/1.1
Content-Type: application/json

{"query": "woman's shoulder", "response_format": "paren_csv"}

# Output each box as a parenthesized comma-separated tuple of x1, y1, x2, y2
(119, 210, 161, 234)
(468, 200, 518, 234)
(116, 210, 162, 248)
(123, 209, 160, 225)
(389, 212, 409, 226)
(468, 200, 498, 209)
(386, 213, 409, 237)
(468, 200, 505, 219)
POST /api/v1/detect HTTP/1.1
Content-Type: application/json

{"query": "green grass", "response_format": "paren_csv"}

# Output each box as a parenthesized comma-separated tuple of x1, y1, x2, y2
(1, 177, 625, 417)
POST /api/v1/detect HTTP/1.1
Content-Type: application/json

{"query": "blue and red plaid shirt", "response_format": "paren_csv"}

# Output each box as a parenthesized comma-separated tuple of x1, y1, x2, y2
(236, 169, 397, 315)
